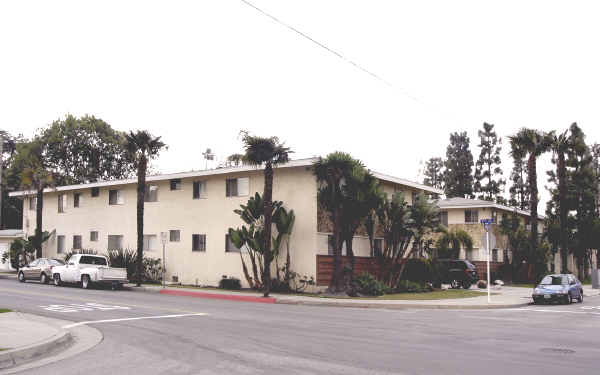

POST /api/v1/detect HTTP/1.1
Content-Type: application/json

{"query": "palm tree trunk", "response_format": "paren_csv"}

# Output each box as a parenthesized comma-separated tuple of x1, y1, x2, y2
(262, 161, 273, 297)
(35, 185, 43, 258)
(331, 208, 344, 292)
(557, 152, 569, 273)
(136, 156, 147, 287)
(528, 155, 538, 255)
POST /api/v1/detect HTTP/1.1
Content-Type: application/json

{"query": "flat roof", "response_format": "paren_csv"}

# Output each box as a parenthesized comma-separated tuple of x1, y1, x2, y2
(438, 197, 545, 219)
(9, 157, 443, 197)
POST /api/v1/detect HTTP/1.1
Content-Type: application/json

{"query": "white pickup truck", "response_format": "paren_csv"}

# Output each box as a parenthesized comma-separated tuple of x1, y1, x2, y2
(52, 254, 128, 290)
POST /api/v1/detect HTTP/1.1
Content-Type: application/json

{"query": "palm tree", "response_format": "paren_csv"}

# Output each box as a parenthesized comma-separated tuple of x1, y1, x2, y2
(435, 229, 473, 259)
(11, 138, 53, 257)
(509, 128, 552, 259)
(410, 193, 442, 258)
(125, 131, 166, 287)
(240, 131, 291, 297)
(550, 129, 570, 272)
(312, 152, 359, 293)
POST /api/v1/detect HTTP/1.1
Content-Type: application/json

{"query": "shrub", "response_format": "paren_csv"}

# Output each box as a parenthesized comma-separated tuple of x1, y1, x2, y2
(219, 276, 241, 290)
(396, 280, 433, 293)
(353, 272, 391, 296)
(143, 258, 163, 283)
(106, 249, 137, 279)
(270, 278, 292, 293)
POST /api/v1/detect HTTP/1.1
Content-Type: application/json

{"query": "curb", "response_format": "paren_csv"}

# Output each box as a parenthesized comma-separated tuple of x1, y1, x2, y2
(275, 299, 532, 310)
(0, 329, 73, 370)
(159, 289, 276, 304)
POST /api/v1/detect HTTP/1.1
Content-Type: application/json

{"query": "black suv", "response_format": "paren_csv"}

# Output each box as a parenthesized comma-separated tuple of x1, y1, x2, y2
(436, 259, 479, 289)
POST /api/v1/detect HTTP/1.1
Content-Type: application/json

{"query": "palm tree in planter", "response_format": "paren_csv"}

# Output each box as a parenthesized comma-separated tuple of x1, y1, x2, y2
(509, 128, 552, 258)
(125, 131, 167, 287)
(240, 131, 291, 297)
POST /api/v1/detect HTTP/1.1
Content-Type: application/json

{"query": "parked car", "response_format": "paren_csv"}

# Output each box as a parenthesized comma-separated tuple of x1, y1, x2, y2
(532, 274, 583, 304)
(52, 254, 128, 290)
(18, 258, 65, 284)
(436, 259, 479, 289)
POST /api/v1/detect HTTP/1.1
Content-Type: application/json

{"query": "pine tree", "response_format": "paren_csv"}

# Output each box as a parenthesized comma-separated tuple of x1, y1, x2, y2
(443, 132, 474, 198)
(474, 122, 505, 202)
(509, 157, 529, 210)
(423, 157, 444, 190)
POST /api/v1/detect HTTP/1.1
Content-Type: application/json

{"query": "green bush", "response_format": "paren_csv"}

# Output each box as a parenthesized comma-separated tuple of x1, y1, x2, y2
(106, 249, 137, 279)
(396, 280, 433, 293)
(402, 258, 434, 283)
(219, 276, 241, 290)
(270, 278, 292, 293)
(353, 272, 391, 296)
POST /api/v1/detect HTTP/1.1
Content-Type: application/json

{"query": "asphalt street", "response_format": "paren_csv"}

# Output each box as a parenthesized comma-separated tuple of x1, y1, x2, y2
(1, 277, 599, 375)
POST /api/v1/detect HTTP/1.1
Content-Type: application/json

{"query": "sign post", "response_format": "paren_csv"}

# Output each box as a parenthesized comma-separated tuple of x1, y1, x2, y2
(480, 219, 495, 303)
(160, 232, 168, 289)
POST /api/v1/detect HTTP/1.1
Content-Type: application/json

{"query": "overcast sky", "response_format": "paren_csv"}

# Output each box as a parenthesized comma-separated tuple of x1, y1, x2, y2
(2, 0, 599, 207)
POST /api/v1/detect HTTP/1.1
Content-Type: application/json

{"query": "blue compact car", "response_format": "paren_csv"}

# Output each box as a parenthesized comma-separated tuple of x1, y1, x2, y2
(532, 274, 583, 305)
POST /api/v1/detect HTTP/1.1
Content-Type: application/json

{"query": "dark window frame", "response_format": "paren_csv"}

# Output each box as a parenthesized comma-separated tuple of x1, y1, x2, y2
(72, 235, 82, 250)
(193, 234, 206, 252)
(91, 187, 100, 197)
(90, 231, 99, 242)
(74, 193, 81, 208)
(225, 234, 240, 252)
(170, 179, 182, 191)
(170, 230, 181, 242)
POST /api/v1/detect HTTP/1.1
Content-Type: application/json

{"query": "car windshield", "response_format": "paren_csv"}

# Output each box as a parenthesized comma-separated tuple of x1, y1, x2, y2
(49, 259, 65, 266)
(540, 276, 567, 285)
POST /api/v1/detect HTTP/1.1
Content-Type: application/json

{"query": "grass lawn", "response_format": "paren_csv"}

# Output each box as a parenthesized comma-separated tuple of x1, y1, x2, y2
(510, 284, 535, 288)
(312, 289, 494, 300)
(0, 309, 12, 313)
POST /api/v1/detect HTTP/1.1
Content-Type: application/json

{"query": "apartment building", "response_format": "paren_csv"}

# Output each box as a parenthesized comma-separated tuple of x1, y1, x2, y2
(10, 158, 442, 287)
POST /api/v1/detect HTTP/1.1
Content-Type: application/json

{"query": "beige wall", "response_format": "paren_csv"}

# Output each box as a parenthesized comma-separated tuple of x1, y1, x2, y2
(23, 166, 318, 287)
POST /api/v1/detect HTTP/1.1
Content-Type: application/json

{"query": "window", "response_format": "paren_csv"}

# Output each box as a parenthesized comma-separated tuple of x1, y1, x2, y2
(29, 197, 37, 211)
(373, 238, 383, 257)
(109, 190, 124, 205)
(90, 231, 99, 242)
(57, 235, 65, 254)
(91, 187, 100, 197)
(193, 234, 206, 252)
(73, 235, 82, 250)
(29, 259, 40, 267)
(143, 234, 157, 251)
(58, 194, 67, 213)
(74, 193, 81, 208)
(193, 181, 207, 199)
(225, 234, 240, 252)
(144, 185, 158, 202)
(225, 177, 249, 197)
(465, 210, 479, 223)
(170, 230, 180, 242)
(440, 211, 448, 227)
(170, 179, 182, 191)
(108, 235, 124, 250)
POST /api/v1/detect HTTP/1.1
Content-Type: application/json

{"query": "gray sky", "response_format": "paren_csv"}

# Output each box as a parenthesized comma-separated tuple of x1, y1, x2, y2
(2, 0, 599, 207)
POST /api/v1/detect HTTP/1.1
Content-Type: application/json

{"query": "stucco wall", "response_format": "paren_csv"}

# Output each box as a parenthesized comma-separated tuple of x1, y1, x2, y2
(22, 166, 318, 287)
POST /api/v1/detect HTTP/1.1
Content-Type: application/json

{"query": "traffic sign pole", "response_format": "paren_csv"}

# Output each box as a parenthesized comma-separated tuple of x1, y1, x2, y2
(480, 219, 494, 303)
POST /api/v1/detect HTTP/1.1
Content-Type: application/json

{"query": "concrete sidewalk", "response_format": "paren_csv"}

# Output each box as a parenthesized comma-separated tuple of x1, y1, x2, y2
(0, 312, 73, 370)
(128, 284, 600, 309)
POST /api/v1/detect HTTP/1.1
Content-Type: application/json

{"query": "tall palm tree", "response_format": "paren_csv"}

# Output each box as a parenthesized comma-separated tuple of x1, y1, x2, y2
(435, 229, 473, 259)
(550, 129, 570, 272)
(509, 128, 552, 257)
(312, 152, 358, 293)
(240, 131, 291, 297)
(125, 131, 166, 287)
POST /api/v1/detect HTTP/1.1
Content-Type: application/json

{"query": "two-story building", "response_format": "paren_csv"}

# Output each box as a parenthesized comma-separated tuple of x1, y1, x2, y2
(10, 158, 442, 288)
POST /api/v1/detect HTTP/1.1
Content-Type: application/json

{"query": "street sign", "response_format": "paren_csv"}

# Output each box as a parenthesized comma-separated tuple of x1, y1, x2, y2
(160, 232, 168, 246)
(481, 232, 496, 251)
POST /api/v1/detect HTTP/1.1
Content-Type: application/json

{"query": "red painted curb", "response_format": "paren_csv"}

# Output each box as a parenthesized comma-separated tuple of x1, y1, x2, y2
(159, 289, 276, 304)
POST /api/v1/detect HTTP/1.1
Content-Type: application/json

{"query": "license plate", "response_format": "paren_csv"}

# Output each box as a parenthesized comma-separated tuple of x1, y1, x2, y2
(544, 294, 551, 299)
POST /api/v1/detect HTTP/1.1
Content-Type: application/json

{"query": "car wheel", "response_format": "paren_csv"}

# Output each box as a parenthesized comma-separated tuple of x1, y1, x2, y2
(450, 279, 460, 289)
(564, 294, 572, 304)
(54, 274, 62, 287)
(462, 281, 472, 290)
(81, 275, 90, 289)
(18, 272, 25, 283)
(40, 273, 48, 284)
(578, 290, 583, 303)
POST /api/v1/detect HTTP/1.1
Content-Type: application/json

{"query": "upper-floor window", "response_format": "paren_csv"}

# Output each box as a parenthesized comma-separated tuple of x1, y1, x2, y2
(225, 234, 241, 252)
(225, 177, 249, 197)
(193, 234, 206, 252)
(109, 190, 124, 205)
(143, 234, 157, 251)
(74, 193, 81, 208)
(90, 231, 99, 242)
(465, 210, 479, 223)
(169, 230, 180, 242)
(58, 194, 67, 213)
(57, 235, 65, 254)
(91, 187, 100, 197)
(144, 185, 158, 202)
(29, 197, 37, 211)
(73, 235, 82, 250)
(440, 211, 448, 227)
(193, 181, 207, 199)
(170, 179, 182, 191)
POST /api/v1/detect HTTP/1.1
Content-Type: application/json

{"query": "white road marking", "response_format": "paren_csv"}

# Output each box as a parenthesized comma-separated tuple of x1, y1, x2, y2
(517, 308, 600, 315)
(62, 313, 208, 328)
(40, 302, 131, 313)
